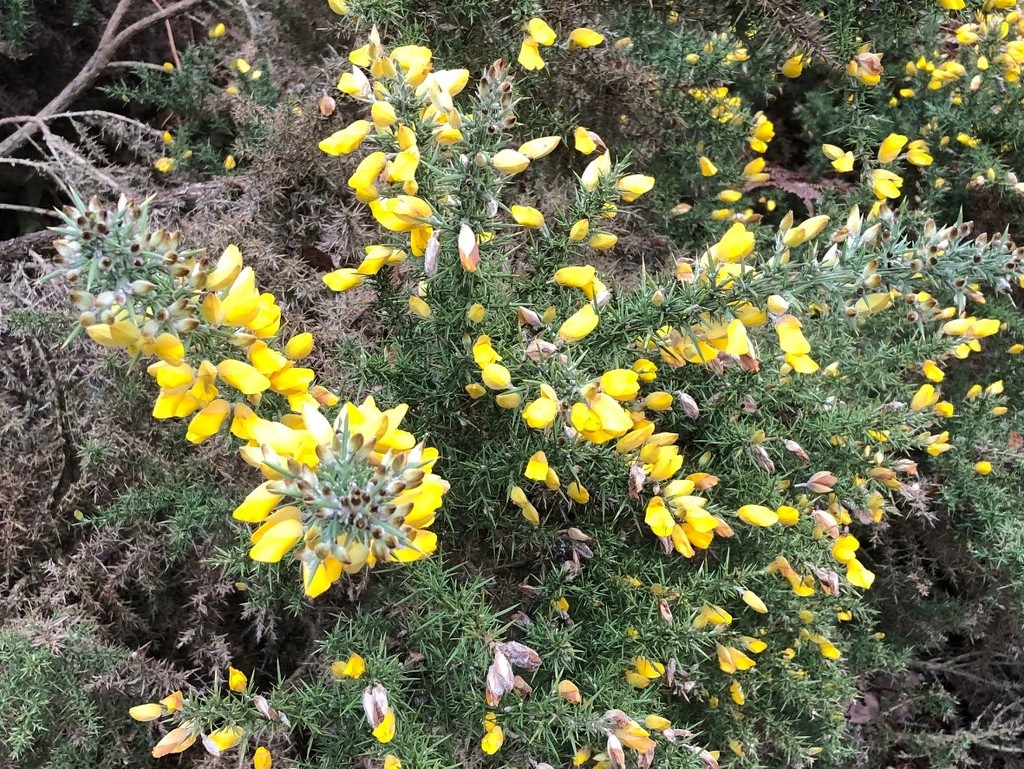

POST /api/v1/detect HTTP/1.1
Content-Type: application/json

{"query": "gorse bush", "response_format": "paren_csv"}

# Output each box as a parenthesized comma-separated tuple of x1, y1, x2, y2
(22, 1, 1024, 768)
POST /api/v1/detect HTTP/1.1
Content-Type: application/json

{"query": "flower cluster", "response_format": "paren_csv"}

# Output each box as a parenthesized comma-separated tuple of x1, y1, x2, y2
(233, 396, 446, 597)
(130, 666, 279, 766)
(52, 196, 447, 596)
(50, 195, 333, 445)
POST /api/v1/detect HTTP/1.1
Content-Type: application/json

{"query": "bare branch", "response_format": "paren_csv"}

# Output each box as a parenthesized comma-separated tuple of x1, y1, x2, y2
(0, 204, 60, 217)
(107, 59, 171, 72)
(0, 111, 164, 138)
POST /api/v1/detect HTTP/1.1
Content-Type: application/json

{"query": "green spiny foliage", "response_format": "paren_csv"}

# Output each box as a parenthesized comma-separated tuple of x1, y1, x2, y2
(0, 619, 156, 769)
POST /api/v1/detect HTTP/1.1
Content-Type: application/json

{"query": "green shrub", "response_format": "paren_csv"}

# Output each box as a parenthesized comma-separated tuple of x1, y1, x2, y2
(18, 0, 1024, 767)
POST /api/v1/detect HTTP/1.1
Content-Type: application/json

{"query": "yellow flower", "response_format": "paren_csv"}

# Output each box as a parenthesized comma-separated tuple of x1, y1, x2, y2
(694, 604, 733, 629)
(645, 391, 673, 411)
(323, 268, 363, 292)
(510, 485, 540, 525)
(589, 231, 618, 249)
(465, 383, 486, 399)
(558, 304, 599, 342)
(318, 120, 372, 156)
(472, 335, 502, 366)
(228, 666, 248, 692)
(519, 135, 560, 158)
(386, 147, 420, 184)
(527, 17, 557, 46)
(600, 369, 640, 401)
(569, 27, 605, 48)
(730, 679, 745, 705)
(517, 36, 545, 70)
(716, 644, 756, 673)
(383, 756, 401, 769)
(481, 363, 511, 390)
(235, 58, 251, 74)
(581, 151, 611, 190)
(328, 0, 349, 13)
(553, 265, 597, 288)
(782, 215, 831, 247)
(208, 22, 226, 38)
(616, 174, 655, 202)
(511, 205, 545, 228)
(525, 451, 549, 481)
(224, 154, 237, 170)
(523, 392, 559, 428)
(725, 318, 750, 356)
(161, 691, 184, 712)
(822, 144, 854, 172)
(774, 314, 811, 355)
(938, 0, 965, 8)
(491, 148, 531, 174)
(645, 714, 671, 731)
(154, 157, 175, 173)
(737, 504, 778, 526)
(253, 746, 272, 769)
(906, 139, 933, 166)
(846, 558, 875, 589)
(975, 460, 992, 475)
(776, 505, 800, 525)
(910, 383, 939, 411)
(373, 709, 396, 743)
(698, 156, 718, 176)
(921, 360, 944, 382)
(129, 703, 164, 721)
(870, 168, 904, 200)
(574, 126, 598, 155)
(408, 295, 432, 318)
(218, 360, 271, 394)
(466, 303, 486, 323)
(331, 653, 366, 679)
(568, 219, 590, 240)
(741, 589, 768, 614)
(568, 482, 590, 504)
(626, 656, 665, 687)
(249, 512, 303, 563)
(184, 399, 231, 444)
(481, 723, 504, 754)
(706, 222, 755, 263)
(206, 725, 244, 754)
(781, 53, 805, 78)
(832, 534, 860, 564)
(877, 133, 908, 163)
(644, 496, 675, 537)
